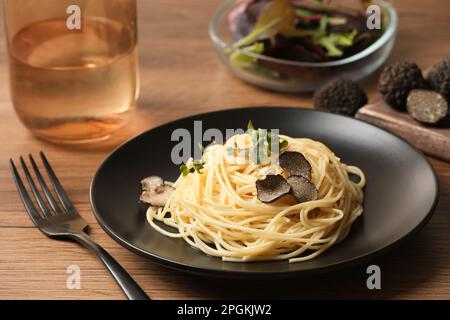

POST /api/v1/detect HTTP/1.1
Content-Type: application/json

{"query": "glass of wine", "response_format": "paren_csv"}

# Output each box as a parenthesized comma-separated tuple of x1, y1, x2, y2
(3, 0, 139, 143)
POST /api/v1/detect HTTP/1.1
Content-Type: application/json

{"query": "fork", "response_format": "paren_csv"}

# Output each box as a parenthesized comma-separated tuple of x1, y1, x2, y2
(10, 151, 150, 300)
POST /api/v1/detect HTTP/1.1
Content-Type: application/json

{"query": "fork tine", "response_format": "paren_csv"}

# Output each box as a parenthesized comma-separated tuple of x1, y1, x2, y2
(29, 154, 65, 215)
(39, 151, 75, 213)
(10, 159, 43, 226)
(19, 156, 53, 218)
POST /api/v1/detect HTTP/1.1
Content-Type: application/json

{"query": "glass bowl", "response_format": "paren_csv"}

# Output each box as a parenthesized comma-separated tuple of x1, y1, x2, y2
(209, 0, 398, 92)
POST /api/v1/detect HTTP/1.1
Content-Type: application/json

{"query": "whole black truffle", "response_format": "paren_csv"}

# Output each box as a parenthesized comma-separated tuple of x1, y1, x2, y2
(427, 55, 450, 102)
(313, 78, 368, 116)
(378, 62, 428, 110)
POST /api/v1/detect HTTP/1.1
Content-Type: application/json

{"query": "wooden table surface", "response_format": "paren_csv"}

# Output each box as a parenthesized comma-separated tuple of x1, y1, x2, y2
(0, 0, 449, 300)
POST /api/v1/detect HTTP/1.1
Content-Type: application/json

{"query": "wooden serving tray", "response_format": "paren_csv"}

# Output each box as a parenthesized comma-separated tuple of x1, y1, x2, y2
(356, 98, 450, 162)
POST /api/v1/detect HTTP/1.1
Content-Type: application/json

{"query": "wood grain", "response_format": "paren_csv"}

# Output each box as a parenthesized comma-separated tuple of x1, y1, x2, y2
(0, 0, 450, 300)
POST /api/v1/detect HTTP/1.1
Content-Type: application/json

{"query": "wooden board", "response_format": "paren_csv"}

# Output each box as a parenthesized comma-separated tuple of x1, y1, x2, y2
(356, 90, 450, 163)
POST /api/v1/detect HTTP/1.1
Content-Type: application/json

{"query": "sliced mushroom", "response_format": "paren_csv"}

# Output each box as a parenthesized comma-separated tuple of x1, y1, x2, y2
(140, 176, 174, 207)
(279, 151, 312, 180)
(256, 174, 291, 203)
(141, 176, 164, 192)
(287, 175, 318, 203)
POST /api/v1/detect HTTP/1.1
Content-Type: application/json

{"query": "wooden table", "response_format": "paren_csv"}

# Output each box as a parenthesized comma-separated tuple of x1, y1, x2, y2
(0, 0, 449, 300)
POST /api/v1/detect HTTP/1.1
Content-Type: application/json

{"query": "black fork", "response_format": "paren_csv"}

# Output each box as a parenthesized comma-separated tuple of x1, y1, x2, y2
(10, 151, 150, 300)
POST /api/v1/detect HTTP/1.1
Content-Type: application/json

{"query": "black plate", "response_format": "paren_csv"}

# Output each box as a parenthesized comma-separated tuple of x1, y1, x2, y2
(90, 107, 438, 278)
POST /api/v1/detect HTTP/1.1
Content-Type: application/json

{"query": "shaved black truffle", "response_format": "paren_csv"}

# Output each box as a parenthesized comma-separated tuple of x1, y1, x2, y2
(256, 174, 291, 203)
(287, 176, 318, 203)
(279, 151, 311, 180)
(313, 78, 368, 116)
(378, 62, 429, 110)
(407, 89, 448, 124)
(427, 55, 450, 103)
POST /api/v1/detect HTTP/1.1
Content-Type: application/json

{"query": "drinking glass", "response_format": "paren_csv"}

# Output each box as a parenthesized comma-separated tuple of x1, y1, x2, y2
(3, 0, 139, 143)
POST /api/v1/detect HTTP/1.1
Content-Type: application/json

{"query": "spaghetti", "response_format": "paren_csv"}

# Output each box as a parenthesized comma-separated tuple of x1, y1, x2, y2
(146, 133, 365, 263)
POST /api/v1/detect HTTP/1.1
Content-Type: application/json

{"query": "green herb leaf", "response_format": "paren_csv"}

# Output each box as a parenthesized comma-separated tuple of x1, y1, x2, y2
(193, 162, 204, 174)
(279, 140, 289, 151)
(180, 161, 205, 176)
(180, 164, 190, 176)
(247, 120, 256, 132)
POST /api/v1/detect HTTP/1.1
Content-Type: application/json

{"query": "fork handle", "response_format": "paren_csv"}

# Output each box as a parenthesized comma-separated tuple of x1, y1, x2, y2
(72, 232, 150, 300)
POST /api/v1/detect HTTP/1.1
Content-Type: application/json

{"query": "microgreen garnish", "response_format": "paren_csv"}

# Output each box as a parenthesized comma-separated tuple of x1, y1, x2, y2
(279, 139, 289, 151)
(180, 164, 190, 176)
(193, 162, 204, 174)
(247, 120, 255, 132)
(180, 162, 205, 176)
(245, 121, 289, 163)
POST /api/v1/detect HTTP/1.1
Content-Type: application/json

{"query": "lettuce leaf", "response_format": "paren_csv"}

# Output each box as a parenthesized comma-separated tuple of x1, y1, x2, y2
(234, 0, 295, 48)
(230, 42, 265, 68)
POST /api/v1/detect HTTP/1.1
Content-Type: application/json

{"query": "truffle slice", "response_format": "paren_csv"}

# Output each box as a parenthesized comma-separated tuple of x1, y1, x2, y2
(279, 151, 312, 180)
(407, 89, 448, 124)
(313, 78, 368, 116)
(427, 55, 450, 102)
(287, 176, 318, 203)
(256, 174, 291, 203)
(140, 176, 174, 207)
(378, 62, 429, 110)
